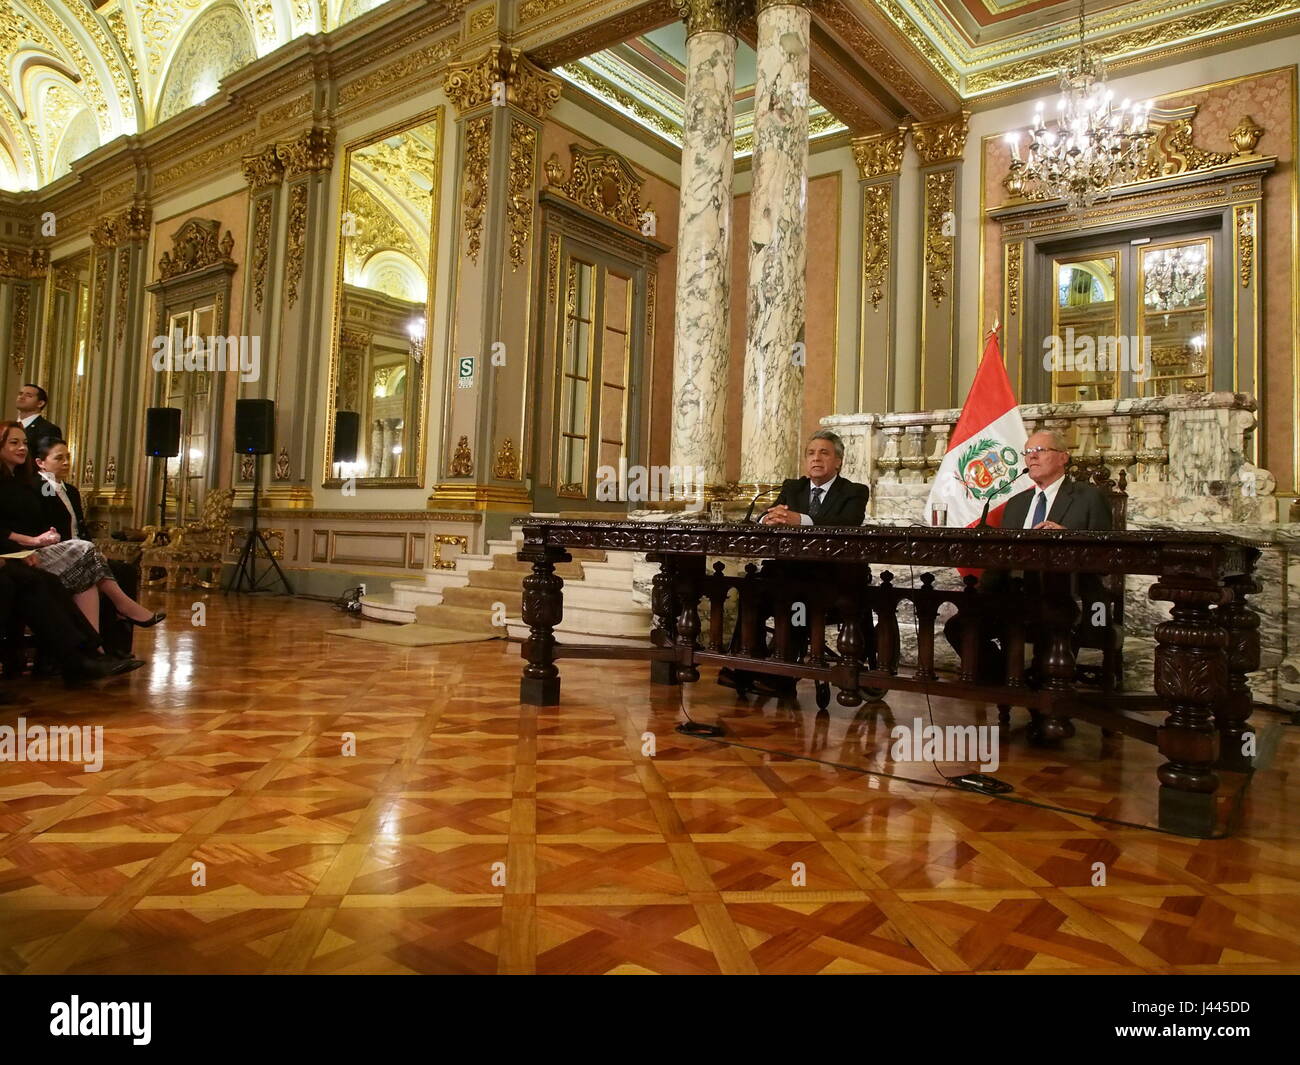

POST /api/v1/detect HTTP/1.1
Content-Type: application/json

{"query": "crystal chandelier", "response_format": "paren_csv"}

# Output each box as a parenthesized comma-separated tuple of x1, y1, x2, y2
(1144, 244, 1205, 311)
(1003, 0, 1155, 210)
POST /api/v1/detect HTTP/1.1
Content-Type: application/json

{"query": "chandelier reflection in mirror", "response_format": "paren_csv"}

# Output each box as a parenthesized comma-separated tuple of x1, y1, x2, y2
(1144, 244, 1206, 314)
(1002, 0, 1156, 211)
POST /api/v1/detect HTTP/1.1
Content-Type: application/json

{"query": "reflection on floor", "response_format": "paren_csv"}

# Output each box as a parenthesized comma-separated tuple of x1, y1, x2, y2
(0, 592, 1297, 974)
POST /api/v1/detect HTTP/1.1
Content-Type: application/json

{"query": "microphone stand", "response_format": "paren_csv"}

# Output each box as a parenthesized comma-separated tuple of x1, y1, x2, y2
(743, 486, 783, 524)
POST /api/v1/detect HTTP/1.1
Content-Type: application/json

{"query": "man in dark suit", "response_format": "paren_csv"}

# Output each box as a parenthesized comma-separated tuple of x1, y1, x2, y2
(17, 384, 62, 450)
(945, 429, 1113, 682)
(758, 430, 870, 527)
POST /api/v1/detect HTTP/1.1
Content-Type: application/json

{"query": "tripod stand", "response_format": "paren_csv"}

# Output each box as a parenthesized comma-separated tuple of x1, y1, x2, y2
(226, 452, 293, 595)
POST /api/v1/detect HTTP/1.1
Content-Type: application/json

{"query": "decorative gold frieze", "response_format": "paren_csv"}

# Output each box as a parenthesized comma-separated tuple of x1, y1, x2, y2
(252, 196, 272, 312)
(494, 438, 520, 480)
(276, 127, 334, 176)
(545, 144, 646, 231)
(0, 246, 48, 278)
(911, 111, 969, 167)
(242, 144, 285, 188)
(154, 130, 259, 192)
(507, 119, 537, 271)
(678, 0, 743, 37)
(469, 6, 495, 33)
(450, 435, 473, 477)
(261, 93, 312, 130)
(923, 170, 955, 306)
(443, 47, 561, 120)
(338, 37, 459, 106)
(1237, 205, 1255, 288)
(462, 116, 491, 264)
(285, 183, 308, 309)
(519, 0, 570, 23)
(852, 126, 907, 180)
(157, 218, 235, 280)
(91, 205, 151, 248)
(861, 184, 890, 311)
(1006, 242, 1022, 317)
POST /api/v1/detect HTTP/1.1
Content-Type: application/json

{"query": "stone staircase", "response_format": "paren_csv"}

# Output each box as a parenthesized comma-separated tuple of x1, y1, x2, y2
(360, 529, 651, 645)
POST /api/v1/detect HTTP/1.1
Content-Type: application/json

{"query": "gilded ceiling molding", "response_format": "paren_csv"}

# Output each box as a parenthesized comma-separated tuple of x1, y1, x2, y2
(90, 206, 151, 248)
(507, 119, 538, 271)
(338, 37, 460, 107)
(462, 115, 492, 264)
(443, 46, 562, 119)
(0, 247, 50, 279)
(157, 218, 235, 281)
(923, 169, 954, 307)
(678, 0, 744, 37)
(861, 184, 890, 311)
(851, 126, 907, 180)
(260, 94, 313, 131)
(284, 183, 308, 308)
(242, 144, 286, 188)
(518, 0, 573, 22)
(911, 110, 969, 167)
(276, 128, 334, 176)
(544, 143, 646, 231)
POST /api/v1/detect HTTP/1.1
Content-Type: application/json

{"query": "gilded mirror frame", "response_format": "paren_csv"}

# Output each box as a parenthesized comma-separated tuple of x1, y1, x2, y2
(322, 106, 444, 489)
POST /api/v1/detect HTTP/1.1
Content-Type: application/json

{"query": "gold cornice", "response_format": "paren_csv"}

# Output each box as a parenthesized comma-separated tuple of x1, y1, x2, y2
(443, 46, 563, 119)
(911, 110, 969, 166)
(851, 125, 908, 180)
(276, 127, 335, 176)
(427, 483, 534, 511)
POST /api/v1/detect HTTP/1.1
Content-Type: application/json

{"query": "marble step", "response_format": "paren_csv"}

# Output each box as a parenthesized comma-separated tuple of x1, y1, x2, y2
(486, 556, 588, 579)
(414, 604, 501, 635)
(354, 594, 409, 623)
(441, 584, 522, 612)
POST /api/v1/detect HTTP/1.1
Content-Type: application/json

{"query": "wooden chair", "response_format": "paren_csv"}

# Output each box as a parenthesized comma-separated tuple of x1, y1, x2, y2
(139, 488, 235, 590)
(1072, 463, 1128, 692)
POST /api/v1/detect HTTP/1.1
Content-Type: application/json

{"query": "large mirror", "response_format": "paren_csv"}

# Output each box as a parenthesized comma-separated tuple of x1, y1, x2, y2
(325, 109, 442, 487)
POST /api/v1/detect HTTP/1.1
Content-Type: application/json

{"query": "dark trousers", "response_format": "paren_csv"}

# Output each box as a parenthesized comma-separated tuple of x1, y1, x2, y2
(1, 562, 101, 672)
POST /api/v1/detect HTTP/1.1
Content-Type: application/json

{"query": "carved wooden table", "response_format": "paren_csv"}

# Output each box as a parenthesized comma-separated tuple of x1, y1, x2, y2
(517, 520, 1261, 837)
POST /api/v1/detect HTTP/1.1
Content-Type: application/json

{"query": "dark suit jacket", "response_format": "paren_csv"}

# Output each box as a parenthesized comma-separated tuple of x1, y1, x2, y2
(41, 479, 86, 542)
(0, 474, 54, 545)
(770, 475, 869, 527)
(23, 415, 63, 452)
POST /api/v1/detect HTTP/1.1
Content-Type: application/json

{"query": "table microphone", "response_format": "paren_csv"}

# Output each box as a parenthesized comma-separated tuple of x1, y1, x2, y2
(977, 498, 991, 527)
(743, 486, 782, 523)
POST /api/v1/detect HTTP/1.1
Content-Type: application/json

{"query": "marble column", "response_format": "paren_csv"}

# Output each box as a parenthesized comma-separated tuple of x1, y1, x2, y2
(739, 0, 811, 490)
(669, 1, 739, 497)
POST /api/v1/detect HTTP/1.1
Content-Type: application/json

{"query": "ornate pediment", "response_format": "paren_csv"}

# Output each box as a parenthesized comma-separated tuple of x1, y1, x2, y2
(157, 218, 235, 280)
(544, 144, 646, 232)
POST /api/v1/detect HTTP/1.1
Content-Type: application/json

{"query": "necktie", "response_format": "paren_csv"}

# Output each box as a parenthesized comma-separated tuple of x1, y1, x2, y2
(1031, 490, 1047, 527)
(809, 486, 824, 518)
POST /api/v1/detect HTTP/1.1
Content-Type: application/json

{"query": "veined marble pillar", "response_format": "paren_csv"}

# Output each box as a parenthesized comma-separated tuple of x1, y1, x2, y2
(739, 0, 811, 490)
(669, 1, 739, 496)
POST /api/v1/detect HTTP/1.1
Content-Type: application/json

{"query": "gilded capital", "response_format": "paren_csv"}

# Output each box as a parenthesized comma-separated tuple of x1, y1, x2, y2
(755, 0, 807, 11)
(275, 127, 334, 176)
(911, 110, 970, 166)
(242, 144, 286, 188)
(0, 246, 48, 279)
(90, 205, 152, 247)
(443, 46, 562, 120)
(851, 125, 908, 180)
(677, 0, 744, 37)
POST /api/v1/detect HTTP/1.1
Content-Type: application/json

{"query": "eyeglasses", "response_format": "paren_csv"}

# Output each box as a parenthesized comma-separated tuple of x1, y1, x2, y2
(1021, 446, 1066, 457)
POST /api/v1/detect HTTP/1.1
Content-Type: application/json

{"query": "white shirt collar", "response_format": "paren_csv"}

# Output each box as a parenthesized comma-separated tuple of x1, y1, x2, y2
(1023, 474, 1067, 528)
(19, 413, 37, 428)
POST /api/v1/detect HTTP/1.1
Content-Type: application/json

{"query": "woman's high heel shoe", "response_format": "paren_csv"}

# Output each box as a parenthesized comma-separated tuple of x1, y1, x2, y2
(122, 611, 166, 628)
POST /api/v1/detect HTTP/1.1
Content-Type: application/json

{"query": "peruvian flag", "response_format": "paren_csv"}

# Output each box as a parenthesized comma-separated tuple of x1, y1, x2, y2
(926, 328, 1029, 528)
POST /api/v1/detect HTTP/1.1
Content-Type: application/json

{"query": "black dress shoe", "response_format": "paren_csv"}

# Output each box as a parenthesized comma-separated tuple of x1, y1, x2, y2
(122, 611, 165, 628)
(63, 654, 139, 686)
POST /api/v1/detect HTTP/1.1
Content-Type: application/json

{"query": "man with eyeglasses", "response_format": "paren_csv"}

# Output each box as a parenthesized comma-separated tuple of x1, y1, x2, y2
(945, 429, 1112, 685)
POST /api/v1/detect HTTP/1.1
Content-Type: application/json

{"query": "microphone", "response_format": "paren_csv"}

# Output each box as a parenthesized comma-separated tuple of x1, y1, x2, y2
(744, 486, 782, 524)
(977, 498, 991, 527)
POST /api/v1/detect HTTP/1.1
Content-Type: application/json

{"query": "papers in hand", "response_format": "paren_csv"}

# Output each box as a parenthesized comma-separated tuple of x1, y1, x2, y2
(0, 549, 36, 559)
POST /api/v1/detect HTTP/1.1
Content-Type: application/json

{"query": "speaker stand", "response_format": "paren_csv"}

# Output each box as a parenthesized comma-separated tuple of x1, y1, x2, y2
(226, 454, 293, 596)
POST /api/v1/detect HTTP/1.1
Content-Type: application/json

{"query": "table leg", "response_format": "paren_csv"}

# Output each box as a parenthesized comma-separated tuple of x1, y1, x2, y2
(519, 547, 568, 706)
(675, 555, 704, 683)
(1034, 572, 1077, 743)
(649, 555, 680, 685)
(1214, 573, 1260, 773)
(1150, 576, 1228, 836)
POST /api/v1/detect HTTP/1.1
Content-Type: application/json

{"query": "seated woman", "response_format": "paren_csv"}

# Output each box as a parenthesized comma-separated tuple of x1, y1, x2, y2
(0, 422, 164, 634)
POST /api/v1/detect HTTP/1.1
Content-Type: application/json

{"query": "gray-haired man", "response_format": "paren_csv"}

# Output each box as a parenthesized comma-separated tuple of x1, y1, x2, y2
(759, 430, 869, 527)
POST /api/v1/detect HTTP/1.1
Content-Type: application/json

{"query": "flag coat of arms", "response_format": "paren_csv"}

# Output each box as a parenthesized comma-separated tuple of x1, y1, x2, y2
(927, 330, 1029, 528)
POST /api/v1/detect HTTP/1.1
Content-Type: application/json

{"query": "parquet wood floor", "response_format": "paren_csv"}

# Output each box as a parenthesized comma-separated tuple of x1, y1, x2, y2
(0, 592, 1296, 975)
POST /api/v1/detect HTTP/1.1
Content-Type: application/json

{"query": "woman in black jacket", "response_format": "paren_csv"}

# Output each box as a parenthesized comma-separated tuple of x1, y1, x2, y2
(0, 422, 163, 634)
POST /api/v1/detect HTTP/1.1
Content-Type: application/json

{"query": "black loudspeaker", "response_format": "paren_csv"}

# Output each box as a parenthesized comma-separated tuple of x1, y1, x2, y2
(144, 407, 181, 457)
(234, 398, 274, 455)
(333, 410, 360, 464)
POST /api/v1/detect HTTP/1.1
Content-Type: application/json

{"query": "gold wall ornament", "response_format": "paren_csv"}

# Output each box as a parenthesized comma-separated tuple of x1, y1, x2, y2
(923, 169, 955, 306)
(507, 119, 537, 271)
(493, 437, 520, 480)
(91, 250, 109, 360)
(252, 196, 273, 312)
(911, 111, 970, 166)
(91, 205, 152, 248)
(469, 6, 495, 33)
(274, 447, 291, 481)
(861, 184, 890, 311)
(104, 457, 116, 485)
(261, 93, 313, 130)
(450, 435, 473, 477)
(276, 127, 334, 175)
(545, 144, 646, 231)
(678, 0, 744, 36)
(284, 183, 308, 309)
(1237, 205, 1255, 288)
(338, 36, 459, 106)
(10, 286, 29, 371)
(242, 144, 285, 188)
(443, 46, 561, 119)
(114, 246, 130, 346)
(462, 116, 492, 263)
(1230, 116, 1264, 156)
(1143, 115, 1233, 176)
(547, 232, 561, 304)
(431, 533, 470, 569)
(240, 453, 255, 481)
(83, 457, 94, 485)
(1006, 242, 1022, 317)
(519, 0, 569, 20)
(157, 218, 236, 280)
(154, 129, 259, 192)
(0, 246, 48, 278)
(851, 126, 907, 180)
